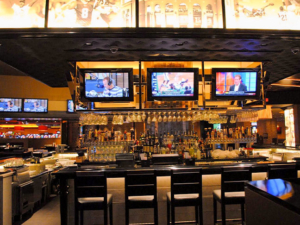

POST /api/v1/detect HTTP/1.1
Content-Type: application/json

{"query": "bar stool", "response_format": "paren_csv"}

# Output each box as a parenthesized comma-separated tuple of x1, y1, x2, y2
(74, 171, 113, 225)
(166, 168, 203, 225)
(213, 166, 251, 225)
(267, 164, 297, 179)
(125, 170, 158, 225)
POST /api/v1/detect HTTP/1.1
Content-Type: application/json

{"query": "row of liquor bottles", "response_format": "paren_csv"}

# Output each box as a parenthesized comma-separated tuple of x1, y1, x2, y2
(205, 126, 256, 140)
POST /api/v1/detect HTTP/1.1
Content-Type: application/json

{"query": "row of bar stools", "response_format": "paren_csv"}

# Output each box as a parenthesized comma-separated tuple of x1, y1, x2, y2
(73, 165, 298, 225)
(74, 168, 204, 225)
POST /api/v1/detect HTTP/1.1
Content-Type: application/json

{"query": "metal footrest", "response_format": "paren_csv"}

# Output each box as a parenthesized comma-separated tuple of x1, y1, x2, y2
(215, 218, 244, 224)
(168, 220, 198, 224)
(129, 223, 156, 225)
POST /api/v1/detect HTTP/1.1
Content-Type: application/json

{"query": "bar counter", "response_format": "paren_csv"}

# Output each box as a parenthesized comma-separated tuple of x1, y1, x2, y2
(246, 178, 300, 225)
(53, 161, 300, 225)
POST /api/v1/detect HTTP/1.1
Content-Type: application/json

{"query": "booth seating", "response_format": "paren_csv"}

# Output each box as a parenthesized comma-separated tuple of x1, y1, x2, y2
(74, 171, 113, 225)
(267, 164, 298, 179)
(125, 170, 158, 225)
(167, 168, 203, 225)
(213, 166, 252, 225)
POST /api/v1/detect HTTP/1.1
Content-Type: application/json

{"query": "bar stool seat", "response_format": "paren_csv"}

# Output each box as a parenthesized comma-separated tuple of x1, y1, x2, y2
(78, 194, 113, 204)
(213, 190, 245, 202)
(128, 196, 154, 201)
(167, 193, 199, 200)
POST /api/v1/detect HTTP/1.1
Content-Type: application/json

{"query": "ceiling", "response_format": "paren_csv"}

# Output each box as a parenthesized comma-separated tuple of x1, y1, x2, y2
(0, 29, 300, 88)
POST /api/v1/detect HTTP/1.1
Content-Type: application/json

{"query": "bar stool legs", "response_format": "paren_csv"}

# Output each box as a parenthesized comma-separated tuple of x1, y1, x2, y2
(125, 205, 129, 225)
(213, 198, 217, 224)
(241, 203, 245, 224)
(167, 200, 170, 225)
(154, 202, 158, 225)
(221, 203, 226, 225)
(110, 203, 113, 225)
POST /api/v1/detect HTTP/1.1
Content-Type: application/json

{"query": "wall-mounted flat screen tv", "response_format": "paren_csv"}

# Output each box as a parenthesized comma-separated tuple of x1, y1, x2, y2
(0, 98, 22, 112)
(80, 68, 133, 102)
(211, 68, 260, 100)
(147, 68, 199, 101)
(23, 99, 48, 112)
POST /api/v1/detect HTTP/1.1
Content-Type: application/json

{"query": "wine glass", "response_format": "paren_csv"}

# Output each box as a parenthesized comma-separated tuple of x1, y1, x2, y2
(118, 115, 124, 125)
(142, 112, 146, 122)
(147, 112, 151, 125)
(158, 112, 162, 123)
(168, 112, 172, 122)
(131, 113, 137, 122)
(163, 112, 168, 122)
(177, 112, 181, 122)
(172, 112, 176, 122)
(182, 112, 186, 121)
(137, 112, 142, 122)
(152, 112, 157, 122)
(112, 114, 117, 125)
(126, 112, 131, 123)
(187, 112, 192, 121)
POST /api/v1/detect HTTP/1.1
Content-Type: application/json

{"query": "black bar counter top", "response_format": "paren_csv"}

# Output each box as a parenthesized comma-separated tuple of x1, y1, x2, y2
(52, 161, 299, 179)
(246, 178, 300, 215)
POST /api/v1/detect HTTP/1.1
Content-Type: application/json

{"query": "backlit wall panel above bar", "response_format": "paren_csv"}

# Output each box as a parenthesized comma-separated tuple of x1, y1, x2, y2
(0, 0, 46, 28)
(139, 0, 223, 28)
(225, 0, 300, 30)
(47, 0, 136, 27)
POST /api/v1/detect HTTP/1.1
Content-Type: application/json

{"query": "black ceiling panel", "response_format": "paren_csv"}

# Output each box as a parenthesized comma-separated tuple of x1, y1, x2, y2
(0, 29, 299, 87)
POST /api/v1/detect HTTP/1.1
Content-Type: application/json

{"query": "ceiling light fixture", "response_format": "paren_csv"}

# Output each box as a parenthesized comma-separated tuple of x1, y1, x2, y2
(85, 42, 93, 46)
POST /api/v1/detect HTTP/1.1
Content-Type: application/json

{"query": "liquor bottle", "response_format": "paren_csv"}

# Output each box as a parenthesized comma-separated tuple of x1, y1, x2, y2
(159, 133, 163, 146)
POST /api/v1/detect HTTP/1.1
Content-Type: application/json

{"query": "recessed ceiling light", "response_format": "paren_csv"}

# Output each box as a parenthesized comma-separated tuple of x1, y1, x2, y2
(85, 42, 93, 46)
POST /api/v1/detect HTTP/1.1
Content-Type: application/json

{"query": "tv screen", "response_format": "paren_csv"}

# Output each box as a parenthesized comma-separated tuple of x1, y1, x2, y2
(0, 98, 22, 112)
(212, 68, 260, 100)
(81, 68, 133, 102)
(23, 99, 48, 112)
(67, 100, 74, 113)
(147, 68, 199, 101)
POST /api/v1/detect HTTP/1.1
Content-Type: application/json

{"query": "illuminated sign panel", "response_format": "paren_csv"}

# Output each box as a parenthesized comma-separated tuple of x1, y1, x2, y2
(139, 0, 223, 28)
(284, 108, 295, 147)
(47, 0, 136, 27)
(225, 0, 300, 30)
(0, 0, 46, 28)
